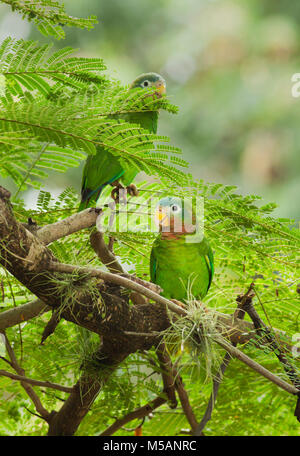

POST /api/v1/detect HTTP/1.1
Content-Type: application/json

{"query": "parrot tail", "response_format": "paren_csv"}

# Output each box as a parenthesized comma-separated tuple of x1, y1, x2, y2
(78, 184, 106, 212)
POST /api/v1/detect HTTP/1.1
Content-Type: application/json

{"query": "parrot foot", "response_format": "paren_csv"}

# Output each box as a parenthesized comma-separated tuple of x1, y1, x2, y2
(111, 183, 139, 202)
(126, 183, 139, 197)
(111, 184, 127, 203)
(171, 299, 186, 309)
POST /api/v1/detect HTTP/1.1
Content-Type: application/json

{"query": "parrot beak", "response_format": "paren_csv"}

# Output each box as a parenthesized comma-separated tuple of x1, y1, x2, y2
(155, 207, 169, 228)
(154, 81, 166, 97)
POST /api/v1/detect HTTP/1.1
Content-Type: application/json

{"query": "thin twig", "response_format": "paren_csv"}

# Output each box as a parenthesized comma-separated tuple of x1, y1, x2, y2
(193, 284, 254, 436)
(4, 270, 23, 361)
(0, 356, 13, 368)
(99, 396, 166, 436)
(40, 310, 61, 344)
(90, 231, 148, 305)
(0, 369, 73, 393)
(172, 367, 199, 432)
(243, 292, 300, 390)
(47, 261, 186, 316)
(156, 344, 178, 409)
(242, 287, 300, 422)
(1, 331, 50, 421)
(23, 405, 44, 420)
(48, 260, 163, 302)
(216, 338, 299, 395)
(14, 142, 49, 199)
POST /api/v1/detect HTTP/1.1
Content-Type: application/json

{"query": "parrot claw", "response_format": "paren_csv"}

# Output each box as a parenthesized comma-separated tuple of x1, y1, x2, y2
(126, 184, 139, 197)
(111, 183, 139, 203)
(111, 184, 127, 203)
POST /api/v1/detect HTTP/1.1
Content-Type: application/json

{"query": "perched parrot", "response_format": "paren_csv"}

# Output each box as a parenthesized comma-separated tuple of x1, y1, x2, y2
(78, 73, 166, 211)
(150, 197, 214, 304)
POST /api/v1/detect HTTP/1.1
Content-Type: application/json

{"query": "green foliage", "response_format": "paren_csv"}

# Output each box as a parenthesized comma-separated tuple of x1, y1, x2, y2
(0, 38, 185, 193)
(0, 0, 299, 438)
(1, 0, 97, 39)
(0, 38, 106, 96)
(0, 140, 87, 193)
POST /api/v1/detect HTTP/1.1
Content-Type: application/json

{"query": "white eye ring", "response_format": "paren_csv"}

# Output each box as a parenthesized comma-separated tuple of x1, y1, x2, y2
(142, 80, 150, 87)
(171, 204, 180, 212)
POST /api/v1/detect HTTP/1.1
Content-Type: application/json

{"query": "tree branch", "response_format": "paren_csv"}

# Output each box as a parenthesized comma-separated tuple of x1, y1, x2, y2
(1, 331, 50, 421)
(36, 207, 102, 245)
(40, 310, 61, 344)
(90, 231, 148, 305)
(193, 284, 254, 436)
(0, 369, 73, 393)
(90, 231, 124, 274)
(216, 337, 299, 395)
(242, 290, 300, 421)
(47, 348, 128, 436)
(0, 188, 170, 353)
(156, 344, 177, 409)
(243, 294, 300, 390)
(0, 299, 50, 331)
(99, 396, 166, 436)
(173, 366, 199, 432)
(0, 185, 298, 436)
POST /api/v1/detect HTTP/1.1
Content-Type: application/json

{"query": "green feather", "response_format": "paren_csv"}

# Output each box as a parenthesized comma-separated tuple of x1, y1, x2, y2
(150, 234, 213, 301)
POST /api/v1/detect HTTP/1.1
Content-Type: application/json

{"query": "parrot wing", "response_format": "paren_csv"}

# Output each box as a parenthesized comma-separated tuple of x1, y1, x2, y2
(79, 148, 124, 210)
(201, 238, 214, 293)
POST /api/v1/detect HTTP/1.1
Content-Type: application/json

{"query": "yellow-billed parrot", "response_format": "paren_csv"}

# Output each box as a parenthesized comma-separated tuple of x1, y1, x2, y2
(78, 73, 166, 211)
(150, 197, 214, 303)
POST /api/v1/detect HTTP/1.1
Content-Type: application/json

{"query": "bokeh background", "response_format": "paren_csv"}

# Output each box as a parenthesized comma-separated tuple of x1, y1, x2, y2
(0, 0, 299, 219)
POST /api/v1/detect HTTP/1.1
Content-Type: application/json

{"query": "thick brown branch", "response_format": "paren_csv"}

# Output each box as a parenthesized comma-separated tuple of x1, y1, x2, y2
(0, 189, 170, 353)
(36, 208, 102, 245)
(0, 299, 50, 331)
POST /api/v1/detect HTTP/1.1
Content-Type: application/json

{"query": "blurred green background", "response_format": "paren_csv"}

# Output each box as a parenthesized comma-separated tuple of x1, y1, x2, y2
(0, 0, 299, 219)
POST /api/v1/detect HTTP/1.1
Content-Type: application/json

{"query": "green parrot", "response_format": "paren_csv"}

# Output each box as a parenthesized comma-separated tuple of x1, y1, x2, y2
(150, 197, 214, 304)
(78, 73, 166, 211)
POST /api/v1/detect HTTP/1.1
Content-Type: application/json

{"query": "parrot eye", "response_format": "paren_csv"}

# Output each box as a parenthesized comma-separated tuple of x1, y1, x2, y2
(142, 80, 150, 87)
(171, 204, 180, 213)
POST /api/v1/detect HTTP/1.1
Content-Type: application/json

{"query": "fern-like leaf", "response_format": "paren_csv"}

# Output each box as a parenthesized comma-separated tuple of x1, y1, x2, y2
(0, 38, 106, 97)
(1, 0, 97, 39)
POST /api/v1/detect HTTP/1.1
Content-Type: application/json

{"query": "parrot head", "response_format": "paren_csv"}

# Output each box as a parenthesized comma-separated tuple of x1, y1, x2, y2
(130, 72, 166, 97)
(155, 196, 196, 236)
